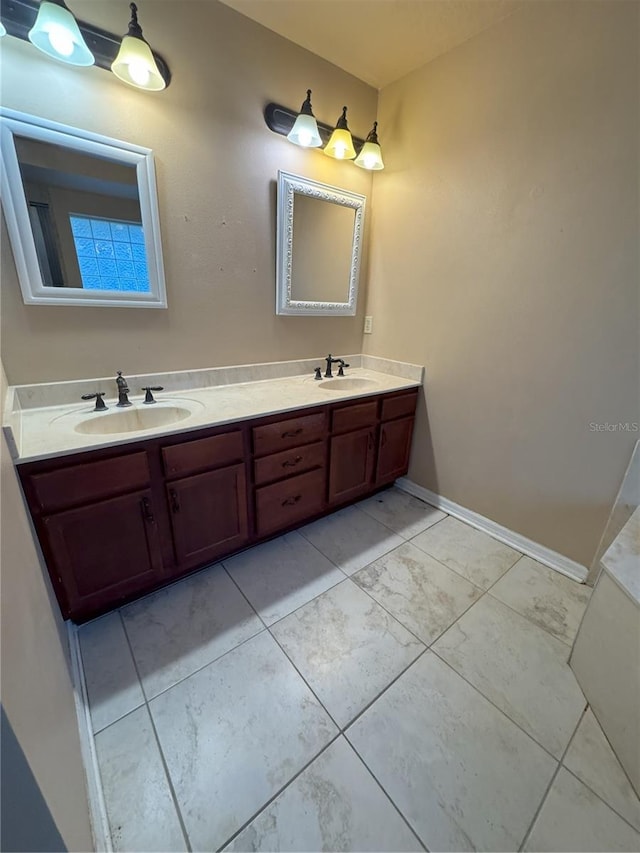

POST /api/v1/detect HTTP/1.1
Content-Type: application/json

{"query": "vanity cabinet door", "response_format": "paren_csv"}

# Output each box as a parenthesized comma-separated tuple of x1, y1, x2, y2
(328, 427, 376, 505)
(376, 417, 415, 485)
(167, 463, 249, 571)
(42, 489, 165, 620)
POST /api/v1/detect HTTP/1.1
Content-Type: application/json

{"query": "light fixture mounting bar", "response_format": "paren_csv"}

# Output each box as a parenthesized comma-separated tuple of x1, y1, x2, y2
(265, 103, 365, 149)
(0, 0, 171, 86)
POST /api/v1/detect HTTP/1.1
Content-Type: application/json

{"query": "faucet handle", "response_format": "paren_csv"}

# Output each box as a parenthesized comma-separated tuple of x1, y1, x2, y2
(337, 361, 350, 376)
(81, 392, 108, 411)
(314, 368, 322, 380)
(141, 386, 163, 404)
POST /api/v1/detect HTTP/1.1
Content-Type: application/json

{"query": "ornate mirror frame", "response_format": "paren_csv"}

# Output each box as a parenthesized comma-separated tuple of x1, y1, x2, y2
(276, 170, 366, 316)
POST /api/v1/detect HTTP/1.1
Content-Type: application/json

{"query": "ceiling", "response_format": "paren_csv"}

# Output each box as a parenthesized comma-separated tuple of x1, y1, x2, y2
(219, 0, 521, 89)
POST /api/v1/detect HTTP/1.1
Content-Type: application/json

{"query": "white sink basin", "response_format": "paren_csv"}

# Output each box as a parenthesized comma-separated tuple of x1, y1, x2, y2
(75, 406, 193, 435)
(319, 377, 378, 391)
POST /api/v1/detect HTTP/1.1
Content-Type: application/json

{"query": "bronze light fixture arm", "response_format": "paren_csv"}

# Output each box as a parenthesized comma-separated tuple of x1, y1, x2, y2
(0, 0, 171, 86)
(265, 102, 365, 149)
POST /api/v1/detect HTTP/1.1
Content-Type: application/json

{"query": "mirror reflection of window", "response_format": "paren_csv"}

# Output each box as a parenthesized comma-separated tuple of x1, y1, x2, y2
(290, 194, 356, 304)
(14, 136, 147, 292)
(69, 215, 150, 292)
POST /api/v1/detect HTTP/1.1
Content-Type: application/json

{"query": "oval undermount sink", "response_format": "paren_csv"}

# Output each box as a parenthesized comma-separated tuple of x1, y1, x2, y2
(319, 377, 378, 391)
(75, 406, 192, 435)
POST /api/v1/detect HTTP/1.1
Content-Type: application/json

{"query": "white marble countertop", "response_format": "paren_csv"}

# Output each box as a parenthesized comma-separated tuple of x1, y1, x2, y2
(4, 355, 423, 465)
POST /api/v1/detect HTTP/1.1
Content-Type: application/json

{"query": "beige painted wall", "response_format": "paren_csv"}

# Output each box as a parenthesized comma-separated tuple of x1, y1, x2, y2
(1, 364, 93, 849)
(364, 0, 639, 568)
(0, 0, 376, 384)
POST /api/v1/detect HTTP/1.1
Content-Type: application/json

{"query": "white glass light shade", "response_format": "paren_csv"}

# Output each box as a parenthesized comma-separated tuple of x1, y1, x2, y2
(0, 21, 7, 37)
(111, 34, 165, 91)
(354, 140, 384, 170)
(28, 0, 94, 66)
(287, 113, 322, 148)
(324, 128, 356, 160)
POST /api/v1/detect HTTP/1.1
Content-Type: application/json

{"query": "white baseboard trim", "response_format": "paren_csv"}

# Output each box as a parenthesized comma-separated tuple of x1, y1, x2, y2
(67, 621, 113, 852)
(395, 477, 589, 584)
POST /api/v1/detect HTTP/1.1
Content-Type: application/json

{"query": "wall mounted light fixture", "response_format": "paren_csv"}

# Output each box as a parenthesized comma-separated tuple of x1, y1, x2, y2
(354, 121, 384, 170)
(287, 89, 322, 148)
(264, 96, 384, 170)
(27, 0, 94, 66)
(111, 3, 165, 91)
(324, 106, 356, 160)
(0, 0, 170, 89)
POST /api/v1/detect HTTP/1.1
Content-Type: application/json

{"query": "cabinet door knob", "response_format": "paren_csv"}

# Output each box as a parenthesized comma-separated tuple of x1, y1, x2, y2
(282, 495, 302, 506)
(169, 489, 180, 513)
(282, 428, 303, 438)
(141, 497, 155, 523)
(282, 455, 303, 468)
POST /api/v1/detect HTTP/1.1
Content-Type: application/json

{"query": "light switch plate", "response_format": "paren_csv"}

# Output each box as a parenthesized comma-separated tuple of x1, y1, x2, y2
(364, 316, 373, 334)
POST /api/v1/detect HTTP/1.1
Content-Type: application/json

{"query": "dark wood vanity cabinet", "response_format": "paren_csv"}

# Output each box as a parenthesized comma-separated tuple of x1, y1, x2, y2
(18, 387, 418, 621)
(162, 430, 249, 572)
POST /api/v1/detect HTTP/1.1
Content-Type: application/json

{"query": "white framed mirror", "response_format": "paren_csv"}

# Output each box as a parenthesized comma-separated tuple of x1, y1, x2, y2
(0, 109, 167, 308)
(276, 170, 366, 316)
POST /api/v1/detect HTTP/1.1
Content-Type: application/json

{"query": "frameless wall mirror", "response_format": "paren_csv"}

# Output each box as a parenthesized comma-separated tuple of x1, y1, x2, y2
(0, 109, 167, 308)
(276, 170, 365, 316)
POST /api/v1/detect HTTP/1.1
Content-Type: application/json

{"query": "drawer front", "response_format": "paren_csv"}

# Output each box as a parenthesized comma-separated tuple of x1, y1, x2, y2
(254, 441, 325, 487)
(30, 452, 150, 513)
(253, 412, 325, 457)
(331, 400, 378, 434)
(381, 391, 418, 422)
(162, 430, 243, 478)
(255, 468, 325, 538)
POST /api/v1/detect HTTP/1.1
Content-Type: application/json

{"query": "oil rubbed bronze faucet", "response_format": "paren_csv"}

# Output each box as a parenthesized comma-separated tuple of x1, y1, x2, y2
(324, 354, 350, 378)
(116, 371, 132, 407)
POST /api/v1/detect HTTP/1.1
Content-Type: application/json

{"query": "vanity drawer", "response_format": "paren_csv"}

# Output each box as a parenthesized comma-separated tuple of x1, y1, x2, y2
(253, 412, 325, 458)
(331, 400, 378, 434)
(254, 441, 325, 486)
(29, 452, 150, 513)
(255, 468, 325, 537)
(162, 430, 244, 478)
(381, 390, 418, 422)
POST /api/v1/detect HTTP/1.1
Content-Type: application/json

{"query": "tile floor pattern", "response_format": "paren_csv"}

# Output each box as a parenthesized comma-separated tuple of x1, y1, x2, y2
(78, 488, 640, 852)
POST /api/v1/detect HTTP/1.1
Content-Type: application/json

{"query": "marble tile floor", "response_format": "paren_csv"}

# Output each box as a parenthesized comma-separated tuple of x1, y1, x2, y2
(78, 487, 640, 852)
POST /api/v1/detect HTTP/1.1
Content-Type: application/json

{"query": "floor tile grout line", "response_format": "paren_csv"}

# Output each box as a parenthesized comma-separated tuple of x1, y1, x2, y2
(413, 542, 586, 650)
(342, 733, 430, 853)
(298, 519, 407, 578)
(221, 563, 270, 631)
(215, 732, 343, 852)
(135, 624, 269, 705)
(266, 622, 344, 732)
(484, 588, 576, 650)
(117, 610, 193, 853)
(518, 706, 590, 852)
(407, 531, 522, 595)
(580, 706, 640, 804)
(341, 647, 430, 734)
(561, 766, 640, 835)
(429, 647, 582, 764)
(560, 745, 640, 834)
(354, 497, 449, 542)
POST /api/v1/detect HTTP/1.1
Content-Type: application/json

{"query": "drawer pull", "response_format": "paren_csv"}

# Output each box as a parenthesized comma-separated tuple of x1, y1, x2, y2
(282, 455, 303, 468)
(169, 488, 180, 513)
(282, 495, 302, 506)
(282, 428, 303, 438)
(141, 497, 155, 523)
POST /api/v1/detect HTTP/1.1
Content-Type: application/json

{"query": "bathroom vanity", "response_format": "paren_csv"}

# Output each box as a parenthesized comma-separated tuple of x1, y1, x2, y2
(6, 358, 422, 622)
